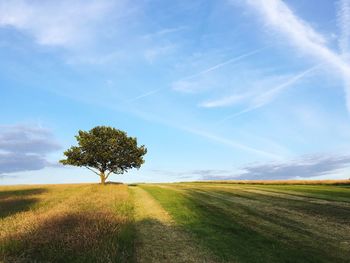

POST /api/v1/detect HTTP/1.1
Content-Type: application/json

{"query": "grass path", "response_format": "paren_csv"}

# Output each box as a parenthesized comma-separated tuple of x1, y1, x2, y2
(132, 186, 216, 263)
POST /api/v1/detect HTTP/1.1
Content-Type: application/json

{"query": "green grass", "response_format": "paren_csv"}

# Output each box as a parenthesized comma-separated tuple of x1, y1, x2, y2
(141, 183, 350, 263)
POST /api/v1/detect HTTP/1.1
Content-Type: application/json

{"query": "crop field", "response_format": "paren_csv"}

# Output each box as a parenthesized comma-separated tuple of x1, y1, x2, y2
(1, 182, 350, 262)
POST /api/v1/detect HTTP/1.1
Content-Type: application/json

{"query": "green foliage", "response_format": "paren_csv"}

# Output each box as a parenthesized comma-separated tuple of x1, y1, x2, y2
(60, 126, 147, 183)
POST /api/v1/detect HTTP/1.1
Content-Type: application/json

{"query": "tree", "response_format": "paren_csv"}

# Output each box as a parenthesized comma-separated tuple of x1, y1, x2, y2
(60, 126, 147, 184)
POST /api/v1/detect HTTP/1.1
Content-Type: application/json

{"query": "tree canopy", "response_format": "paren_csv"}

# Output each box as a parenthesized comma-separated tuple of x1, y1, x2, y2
(60, 126, 147, 184)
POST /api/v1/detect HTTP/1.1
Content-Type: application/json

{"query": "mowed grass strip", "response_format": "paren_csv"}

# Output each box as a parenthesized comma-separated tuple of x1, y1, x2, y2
(0, 184, 135, 263)
(142, 184, 350, 263)
(131, 186, 216, 263)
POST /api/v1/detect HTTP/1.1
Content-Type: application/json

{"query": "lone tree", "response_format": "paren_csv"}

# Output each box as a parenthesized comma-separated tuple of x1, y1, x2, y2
(60, 126, 147, 184)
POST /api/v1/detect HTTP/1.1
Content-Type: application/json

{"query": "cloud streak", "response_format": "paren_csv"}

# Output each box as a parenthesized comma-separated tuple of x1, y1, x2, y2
(124, 108, 288, 160)
(241, 0, 350, 111)
(126, 46, 268, 103)
(182, 126, 284, 160)
(199, 93, 251, 108)
(218, 63, 322, 121)
(180, 46, 268, 82)
(172, 47, 267, 93)
(128, 46, 267, 102)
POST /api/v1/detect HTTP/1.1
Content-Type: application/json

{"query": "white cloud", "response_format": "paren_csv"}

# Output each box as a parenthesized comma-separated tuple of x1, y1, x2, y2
(0, 0, 124, 48)
(199, 93, 250, 108)
(141, 26, 188, 40)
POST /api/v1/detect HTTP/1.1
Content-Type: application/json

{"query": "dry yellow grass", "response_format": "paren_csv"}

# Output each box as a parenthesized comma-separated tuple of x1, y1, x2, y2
(0, 184, 135, 262)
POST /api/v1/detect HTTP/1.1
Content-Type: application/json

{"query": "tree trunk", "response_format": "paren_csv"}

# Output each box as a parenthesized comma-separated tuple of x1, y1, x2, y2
(100, 172, 107, 185)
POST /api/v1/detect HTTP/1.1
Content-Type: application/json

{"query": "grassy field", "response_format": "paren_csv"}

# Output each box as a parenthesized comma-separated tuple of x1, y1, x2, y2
(1, 182, 349, 262)
(0, 184, 135, 262)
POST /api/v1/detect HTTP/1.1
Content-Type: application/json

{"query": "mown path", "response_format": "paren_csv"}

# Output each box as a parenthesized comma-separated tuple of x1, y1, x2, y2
(132, 186, 216, 263)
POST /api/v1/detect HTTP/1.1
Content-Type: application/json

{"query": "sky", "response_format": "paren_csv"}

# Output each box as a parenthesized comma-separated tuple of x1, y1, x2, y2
(1, 0, 350, 184)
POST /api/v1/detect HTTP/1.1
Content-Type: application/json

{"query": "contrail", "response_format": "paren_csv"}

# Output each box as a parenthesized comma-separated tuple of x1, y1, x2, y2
(182, 126, 284, 160)
(218, 64, 323, 123)
(244, 0, 350, 113)
(125, 88, 163, 103)
(181, 46, 268, 81)
(126, 46, 268, 103)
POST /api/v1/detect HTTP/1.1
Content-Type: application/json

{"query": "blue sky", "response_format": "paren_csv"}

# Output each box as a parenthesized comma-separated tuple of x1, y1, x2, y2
(1, 0, 350, 184)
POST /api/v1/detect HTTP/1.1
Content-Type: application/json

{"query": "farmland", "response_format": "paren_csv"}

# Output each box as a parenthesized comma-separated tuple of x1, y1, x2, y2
(1, 182, 350, 262)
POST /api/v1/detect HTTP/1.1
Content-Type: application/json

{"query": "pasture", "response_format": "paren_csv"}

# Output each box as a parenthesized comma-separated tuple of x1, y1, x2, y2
(1, 182, 349, 262)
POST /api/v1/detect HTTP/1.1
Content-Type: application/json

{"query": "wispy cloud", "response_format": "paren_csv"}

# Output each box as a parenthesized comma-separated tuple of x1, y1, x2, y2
(0, 0, 126, 48)
(180, 47, 267, 82)
(241, 0, 350, 110)
(199, 93, 250, 108)
(142, 26, 188, 40)
(125, 88, 163, 103)
(182, 126, 284, 160)
(172, 47, 267, 93)
(128, 46, 267, 102)
(218, 64, 322, 121)
(114, 102, 288, 160)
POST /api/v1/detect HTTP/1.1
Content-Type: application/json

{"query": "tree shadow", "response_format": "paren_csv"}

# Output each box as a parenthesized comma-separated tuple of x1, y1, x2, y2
(0, 188, 47, 199)
(0, 188, 47, 219)
(1, 211, 135, 263)
(0, 198, 39, 219)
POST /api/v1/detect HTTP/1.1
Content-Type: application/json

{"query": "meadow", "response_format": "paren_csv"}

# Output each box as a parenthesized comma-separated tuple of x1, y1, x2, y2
(0, 181, 349, 262)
